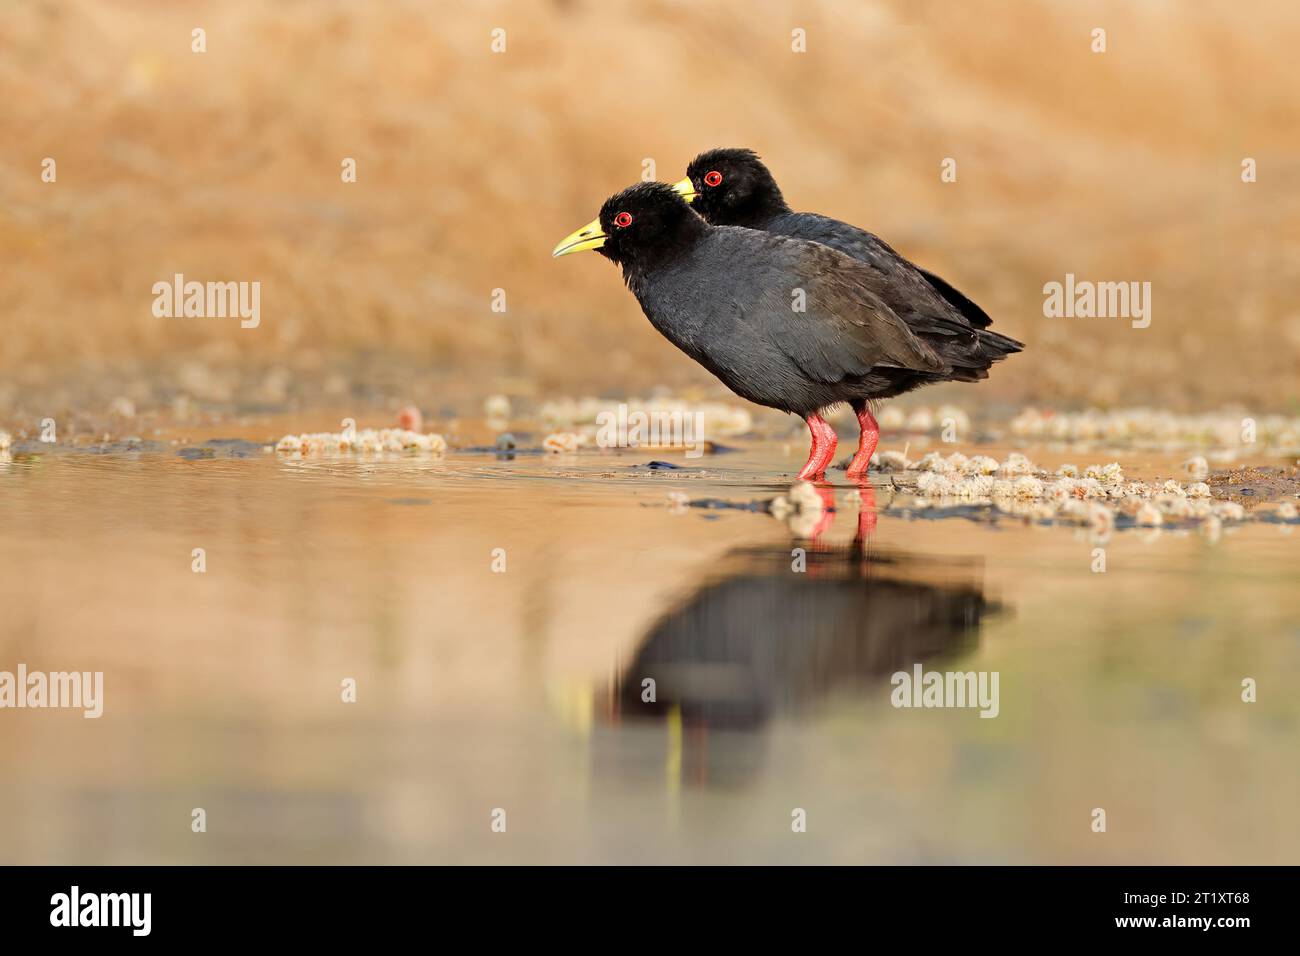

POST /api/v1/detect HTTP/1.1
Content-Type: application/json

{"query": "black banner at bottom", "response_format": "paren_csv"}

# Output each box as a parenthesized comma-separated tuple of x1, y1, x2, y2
(0, 866, 1277, 941)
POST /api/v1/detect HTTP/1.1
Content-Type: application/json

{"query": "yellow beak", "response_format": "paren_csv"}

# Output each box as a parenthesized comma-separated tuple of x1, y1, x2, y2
(552, 217, 606, 258)
(672, 177, 698, 201)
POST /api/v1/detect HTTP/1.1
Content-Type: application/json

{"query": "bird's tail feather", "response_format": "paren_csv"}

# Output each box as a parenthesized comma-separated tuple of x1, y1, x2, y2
(929, 326, 1023, 382)
(975, 328, 1023, 356)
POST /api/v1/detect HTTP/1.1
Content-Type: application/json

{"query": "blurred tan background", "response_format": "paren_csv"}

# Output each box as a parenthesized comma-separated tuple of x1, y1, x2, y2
(3, 0, 1298, 415)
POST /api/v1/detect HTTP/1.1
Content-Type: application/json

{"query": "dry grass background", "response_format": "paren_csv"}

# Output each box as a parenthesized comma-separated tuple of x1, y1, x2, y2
(2, 0, 1299, 416)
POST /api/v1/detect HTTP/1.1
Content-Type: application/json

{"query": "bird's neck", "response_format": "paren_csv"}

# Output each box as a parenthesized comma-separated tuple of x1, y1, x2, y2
(620, 215, 709, 279)
(731, 190, 791, 229)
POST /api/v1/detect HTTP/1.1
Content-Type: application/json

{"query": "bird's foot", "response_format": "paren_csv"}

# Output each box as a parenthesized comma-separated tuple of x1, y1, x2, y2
(795, 462, 827, 481)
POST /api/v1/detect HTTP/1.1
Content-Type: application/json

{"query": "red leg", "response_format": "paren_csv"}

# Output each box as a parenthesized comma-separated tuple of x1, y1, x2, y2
(795, 414, 838, 481)
(845, 402, 880, 480)
(813, 416, 839, 476)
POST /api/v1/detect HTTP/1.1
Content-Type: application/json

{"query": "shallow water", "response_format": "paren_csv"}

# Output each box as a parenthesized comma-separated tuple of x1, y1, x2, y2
(1, 429, 1297, 864)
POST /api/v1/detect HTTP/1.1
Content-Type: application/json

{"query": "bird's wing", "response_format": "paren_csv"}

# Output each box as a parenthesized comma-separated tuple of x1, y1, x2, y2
(776, 214, 903, 272)
(748, 236, 949, 384)
(776, 213, 993, 330)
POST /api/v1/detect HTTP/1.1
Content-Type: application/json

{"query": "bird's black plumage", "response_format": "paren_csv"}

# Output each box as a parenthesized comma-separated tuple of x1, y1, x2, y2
(586, 182, 990, 416)
(683, 148, 1023, 362)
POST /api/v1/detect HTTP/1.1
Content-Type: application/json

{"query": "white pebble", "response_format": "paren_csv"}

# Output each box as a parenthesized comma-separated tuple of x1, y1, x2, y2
(1135, 503, 1163, 526)
(878, 449, 910, 471)
(1212, 501, 1245, 521)
(544, 432, 579, 453)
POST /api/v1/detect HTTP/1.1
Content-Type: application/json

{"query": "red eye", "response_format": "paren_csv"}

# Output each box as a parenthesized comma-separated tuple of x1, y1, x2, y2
(704, 170, 723, 187)
(613, 211, 633, 228)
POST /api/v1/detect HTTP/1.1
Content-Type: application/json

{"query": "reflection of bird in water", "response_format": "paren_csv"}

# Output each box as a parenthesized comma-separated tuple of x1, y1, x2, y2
(610, 549, 995, 732)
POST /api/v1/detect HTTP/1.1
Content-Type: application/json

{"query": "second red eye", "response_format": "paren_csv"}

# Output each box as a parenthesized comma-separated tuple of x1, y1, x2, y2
(614, 212, 633, 228)
(704, 170, 723, 187)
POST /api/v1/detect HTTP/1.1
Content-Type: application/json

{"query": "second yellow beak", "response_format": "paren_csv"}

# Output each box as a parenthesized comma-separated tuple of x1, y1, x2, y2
(672, 177, 697, 201)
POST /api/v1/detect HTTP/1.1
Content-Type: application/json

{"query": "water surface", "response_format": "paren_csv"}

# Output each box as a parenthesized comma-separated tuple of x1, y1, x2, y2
(1, 432, 1296, 863)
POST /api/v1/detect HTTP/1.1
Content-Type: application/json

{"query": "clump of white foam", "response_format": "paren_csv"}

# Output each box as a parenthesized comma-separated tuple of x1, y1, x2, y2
(870, 446, 1268, 536)
(543, 432, 582, 453)
(276, 428, 446, 455)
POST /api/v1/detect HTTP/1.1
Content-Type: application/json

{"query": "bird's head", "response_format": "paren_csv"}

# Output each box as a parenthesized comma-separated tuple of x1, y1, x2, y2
(674, 148, 789, 226)
(552, 182, 706, 272)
